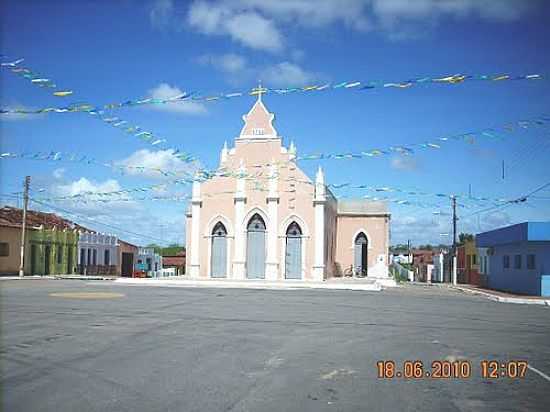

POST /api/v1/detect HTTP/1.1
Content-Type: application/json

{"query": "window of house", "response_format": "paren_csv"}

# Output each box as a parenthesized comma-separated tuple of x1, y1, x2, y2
(0, 242, 9, 257)
(104, 250, 110, 266)
(503, 255, 510, 269)
(484, 256, 488, 274)
(57, 245, 63, 264)
(527, 254, 536, 270)
(472, 254, 477, 265)
(514, 255, 521, 269)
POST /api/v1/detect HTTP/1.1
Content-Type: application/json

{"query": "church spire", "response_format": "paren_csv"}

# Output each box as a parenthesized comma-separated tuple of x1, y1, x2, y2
(239, 82, 276, 139)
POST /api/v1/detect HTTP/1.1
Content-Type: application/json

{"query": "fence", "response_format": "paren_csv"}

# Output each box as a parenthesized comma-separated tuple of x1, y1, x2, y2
(391, 262, 414, 282)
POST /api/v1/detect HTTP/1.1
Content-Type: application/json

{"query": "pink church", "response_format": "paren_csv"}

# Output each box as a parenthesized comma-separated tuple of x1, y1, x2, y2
(185, 94, 390, 281)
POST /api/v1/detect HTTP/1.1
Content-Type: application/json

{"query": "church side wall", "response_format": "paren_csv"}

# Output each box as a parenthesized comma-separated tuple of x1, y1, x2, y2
(335, 215, 389, 277)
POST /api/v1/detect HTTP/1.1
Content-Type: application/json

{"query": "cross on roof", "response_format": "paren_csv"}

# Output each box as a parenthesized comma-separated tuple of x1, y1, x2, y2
(251, 80, 267, 101)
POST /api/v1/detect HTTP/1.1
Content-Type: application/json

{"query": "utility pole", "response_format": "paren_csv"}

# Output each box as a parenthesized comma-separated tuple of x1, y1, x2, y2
(451, 195, 457, 285)
(19, 176, 30, 277)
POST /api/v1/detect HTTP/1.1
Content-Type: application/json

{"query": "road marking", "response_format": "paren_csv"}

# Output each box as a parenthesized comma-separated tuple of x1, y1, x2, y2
(528, 364, 550, 382)
(49, 292, 124, 299)
(321, 368, 356, 380)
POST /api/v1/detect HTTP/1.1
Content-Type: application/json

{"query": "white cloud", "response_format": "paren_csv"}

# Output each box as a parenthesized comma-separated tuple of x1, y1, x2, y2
(371, 0, 533, 24)
(146, 83, 207, 115)
(197, 53, 247, 73)
(39, 174, 187, 245)
(238, 0, 371, 30)
(57, 177, 122, 198)
(223, 12, 283, 51)
(188, 2, 283, 52)
(391, 156, 419, 171)
(117, 149, 200, 179)
(196, 53, 320, 88)
(174, 0, 536, 49)
(53, 168, 65, 179)
(260, 61, 319, 87)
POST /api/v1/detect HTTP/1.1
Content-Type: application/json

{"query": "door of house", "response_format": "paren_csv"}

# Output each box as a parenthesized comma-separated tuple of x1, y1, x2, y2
(30, 244, 37, 275)
(44, 245, 51, 275)
(67, 247, 73, 274)
(354, 233, 368, 276)
(80, 248, 86, 274)
(541, 275, 550, 297)
(121, 252, 133, 277)
(246, 214, 266, 279)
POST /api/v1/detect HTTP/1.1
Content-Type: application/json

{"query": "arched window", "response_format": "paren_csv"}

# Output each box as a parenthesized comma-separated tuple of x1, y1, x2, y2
(211, 222, 227, 278)
(354, 232, 368, 277)
(285, 222, 302, 279)
(247, 214, 266, 231)
(246, 214, 266, 279)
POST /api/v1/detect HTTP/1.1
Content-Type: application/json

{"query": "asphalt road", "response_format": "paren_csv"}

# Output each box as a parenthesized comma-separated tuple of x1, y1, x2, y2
(1, 280, 549, 412)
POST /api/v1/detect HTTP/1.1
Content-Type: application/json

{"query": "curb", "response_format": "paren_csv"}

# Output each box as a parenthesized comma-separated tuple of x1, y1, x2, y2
(0, 275, 56, 280)
(54, 275, 116, 281)
(451, 286, 550, 306)
(0, 275, 116, 281)
(114, 278, 383, 292)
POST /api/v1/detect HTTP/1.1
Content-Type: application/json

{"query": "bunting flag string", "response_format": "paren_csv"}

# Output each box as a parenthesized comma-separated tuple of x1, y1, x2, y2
(3, 57, 547, 179)
(3, 112, 548, 196)
(1, 57, 546, 115)
(21, 161, 508, 206)
(0, 151, 199, 178)
(0, 143, 533, 205)
(1, 58, 73, 97)
(297, 115, 550, 161)
(29, 185, 481, 212)
(0, 57, 196, 158)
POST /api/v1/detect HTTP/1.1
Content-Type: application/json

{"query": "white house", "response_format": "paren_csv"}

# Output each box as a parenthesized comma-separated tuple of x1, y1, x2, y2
(77, 232, 118, 275)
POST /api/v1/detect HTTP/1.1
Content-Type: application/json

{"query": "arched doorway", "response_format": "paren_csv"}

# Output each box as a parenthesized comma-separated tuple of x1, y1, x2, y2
(246, 214, 266, 279)
(211, 222, 227, 278)
(285, 222, 302, 279)
(354, 233, 368, 277)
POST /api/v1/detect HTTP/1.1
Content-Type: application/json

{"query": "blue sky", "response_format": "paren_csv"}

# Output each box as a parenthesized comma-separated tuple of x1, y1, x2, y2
(1, 0, 550, 247)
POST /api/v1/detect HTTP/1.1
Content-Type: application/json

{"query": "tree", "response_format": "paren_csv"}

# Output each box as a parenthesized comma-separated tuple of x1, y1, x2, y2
(458, 233, 474, 245)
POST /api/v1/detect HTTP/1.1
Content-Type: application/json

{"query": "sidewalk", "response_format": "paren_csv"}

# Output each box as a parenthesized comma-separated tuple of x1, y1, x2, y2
(0, 275, 116, 281)
(451, 284, 550, 306)
(114, 276, 389, 291)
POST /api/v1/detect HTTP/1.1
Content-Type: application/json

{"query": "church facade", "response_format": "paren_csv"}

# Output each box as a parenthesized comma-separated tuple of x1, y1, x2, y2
(185, 95, 390, 281)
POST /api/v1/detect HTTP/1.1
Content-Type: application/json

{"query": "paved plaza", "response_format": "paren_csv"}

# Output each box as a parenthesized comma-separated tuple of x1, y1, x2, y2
(1, 280, 549, 411)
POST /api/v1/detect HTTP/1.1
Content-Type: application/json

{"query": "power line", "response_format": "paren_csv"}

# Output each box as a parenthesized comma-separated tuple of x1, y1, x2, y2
(28, 197, 167, 245)
(462, 181, 550, 219)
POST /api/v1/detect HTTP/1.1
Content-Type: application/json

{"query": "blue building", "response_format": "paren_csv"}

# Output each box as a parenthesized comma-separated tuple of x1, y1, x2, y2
(476, 222, 550, 297)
